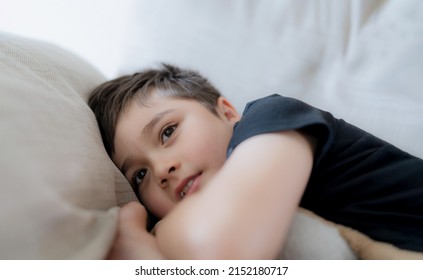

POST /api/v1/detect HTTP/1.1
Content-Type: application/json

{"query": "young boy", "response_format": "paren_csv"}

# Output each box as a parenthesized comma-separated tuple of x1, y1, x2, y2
(88, 64, 423, 259)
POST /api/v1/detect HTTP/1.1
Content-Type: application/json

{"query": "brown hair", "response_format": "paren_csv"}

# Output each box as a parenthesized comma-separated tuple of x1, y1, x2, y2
(88, 64, 222, 157)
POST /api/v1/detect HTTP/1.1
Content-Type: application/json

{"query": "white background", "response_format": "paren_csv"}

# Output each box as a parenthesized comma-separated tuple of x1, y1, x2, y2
(0, 0, 131, 78)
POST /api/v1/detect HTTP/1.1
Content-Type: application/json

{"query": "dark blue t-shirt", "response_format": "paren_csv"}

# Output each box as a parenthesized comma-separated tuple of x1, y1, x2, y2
(227, 94, 423, 253)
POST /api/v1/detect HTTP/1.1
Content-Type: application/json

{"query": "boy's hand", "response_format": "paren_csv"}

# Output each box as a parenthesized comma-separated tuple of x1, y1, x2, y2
(107, 201, 164, 259)
(151, 220, 161, 236)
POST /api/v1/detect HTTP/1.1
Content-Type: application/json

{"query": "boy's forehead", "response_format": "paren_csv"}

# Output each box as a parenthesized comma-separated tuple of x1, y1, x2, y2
(118, 94, 183, 132)
(132, 88, 178, 108)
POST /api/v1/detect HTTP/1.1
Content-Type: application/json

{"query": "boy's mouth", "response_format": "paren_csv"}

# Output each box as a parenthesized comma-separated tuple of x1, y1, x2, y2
(177, 173, 202, 200)
(180, 178, 194, 198)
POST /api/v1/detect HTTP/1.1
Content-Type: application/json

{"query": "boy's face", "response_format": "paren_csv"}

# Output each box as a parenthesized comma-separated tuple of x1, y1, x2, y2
(112, 90, 240, 218)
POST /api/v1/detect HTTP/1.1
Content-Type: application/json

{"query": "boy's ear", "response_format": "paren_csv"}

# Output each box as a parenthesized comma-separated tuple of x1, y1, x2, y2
(216, 97, 240, 123)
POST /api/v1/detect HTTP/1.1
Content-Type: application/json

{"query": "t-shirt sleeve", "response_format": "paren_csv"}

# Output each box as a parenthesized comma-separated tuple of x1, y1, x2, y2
(227, 94, 336, 163)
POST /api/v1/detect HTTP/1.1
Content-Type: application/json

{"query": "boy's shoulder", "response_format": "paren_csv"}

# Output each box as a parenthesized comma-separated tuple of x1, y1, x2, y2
(243, 94, 284, 111)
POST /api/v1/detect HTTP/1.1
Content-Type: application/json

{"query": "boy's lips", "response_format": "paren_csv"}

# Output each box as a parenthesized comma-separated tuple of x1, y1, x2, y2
(175, 172, 202, 200)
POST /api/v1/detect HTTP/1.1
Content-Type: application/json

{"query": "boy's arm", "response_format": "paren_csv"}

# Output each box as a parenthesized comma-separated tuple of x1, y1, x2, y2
(155, 130, 315, 259)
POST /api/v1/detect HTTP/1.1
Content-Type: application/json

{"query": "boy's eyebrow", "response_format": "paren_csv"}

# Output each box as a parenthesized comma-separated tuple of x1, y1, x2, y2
(142, 109, 175, 135)
(119, 109, 175, 176)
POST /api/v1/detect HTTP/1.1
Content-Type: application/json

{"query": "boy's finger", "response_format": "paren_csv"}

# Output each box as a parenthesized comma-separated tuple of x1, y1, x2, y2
(119, 201, 149, 231)
(108, 201, 163, 259)
(150, 220, 161, 236)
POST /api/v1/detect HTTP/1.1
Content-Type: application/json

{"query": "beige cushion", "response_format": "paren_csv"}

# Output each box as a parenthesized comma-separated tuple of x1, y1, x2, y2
(0, 32, 135, 259)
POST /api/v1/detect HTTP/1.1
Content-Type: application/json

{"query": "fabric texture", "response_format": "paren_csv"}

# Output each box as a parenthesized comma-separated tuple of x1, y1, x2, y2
(279, 209, 356, 259)
(300, 208, 423, 259)
(229, 94, 423, 253)
(0, 32, 136, 259)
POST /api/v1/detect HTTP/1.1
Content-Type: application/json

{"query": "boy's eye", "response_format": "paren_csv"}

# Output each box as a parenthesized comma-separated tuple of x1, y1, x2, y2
(133, 169, 147, 188)
(161, 124, 177, 144)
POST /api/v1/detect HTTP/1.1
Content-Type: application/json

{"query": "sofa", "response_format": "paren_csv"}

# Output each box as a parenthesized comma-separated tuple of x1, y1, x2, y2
(1, 0, 422, 259)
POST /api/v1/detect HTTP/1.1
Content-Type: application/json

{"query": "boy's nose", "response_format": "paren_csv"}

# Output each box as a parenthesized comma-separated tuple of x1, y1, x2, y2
(159, 166, 175, 186)
(155, 161, 179, 188)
